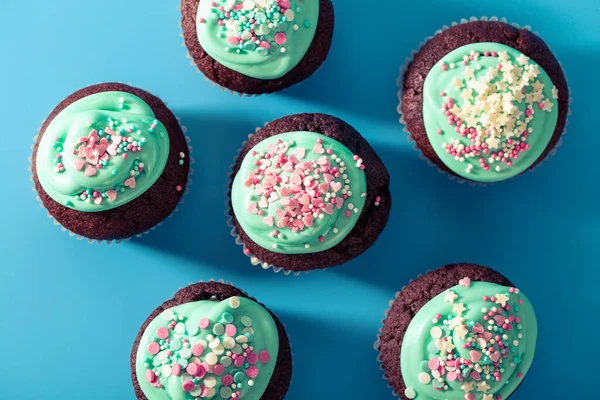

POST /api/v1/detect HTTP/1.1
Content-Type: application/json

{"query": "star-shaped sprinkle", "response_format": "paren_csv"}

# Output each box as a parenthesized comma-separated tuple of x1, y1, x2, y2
(441, 338, 456, 353)
(542, 98, 554, 112)
(552, 86, 559, 99)
(452, 77, 465, 89)
(486, 136, 500, 149)
(513, 89, 525, 102)
(455, 324, 468, 339)
(463, 66, 475, 79)
(461, 89, 473, 102)
(452, 302, 466, 315)
(531, 80, 545, 92)
(501, 61, 515, 74)
(477, 381, 491, 393)
(528, 64, 540, 78)
(498, 51, 510, 63)
(496, 81, 508, 92)
(444, 290, 458, 303)
(495, 293, 509, 306)
(532, 90, 544, 103)
(461, 382, 474, 392)
(516, 53, 530, 66)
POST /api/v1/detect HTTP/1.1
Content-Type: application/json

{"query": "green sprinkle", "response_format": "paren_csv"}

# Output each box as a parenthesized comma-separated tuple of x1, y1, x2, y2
(64, 201, 74, 207)
(179, 160, 184, 165)
(304, 20, 311, 28)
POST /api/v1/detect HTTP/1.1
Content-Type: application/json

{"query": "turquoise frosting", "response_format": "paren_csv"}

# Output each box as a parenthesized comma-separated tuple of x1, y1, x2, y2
(196, 0, 319, 80)
(231, 131, 367, 255)
(35, 91, 170, 212)
(136, 296, 279, 400)
(400, 281, 537, 400)
(422, 43, 559, 182)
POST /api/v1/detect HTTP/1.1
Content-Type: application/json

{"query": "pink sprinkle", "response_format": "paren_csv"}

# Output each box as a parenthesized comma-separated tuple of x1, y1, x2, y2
(122, 153, 128, 159)
(259, 41, 271, 49)
(176, 185, 182, 192)
(441, 64, 448, 71)
(171, 364, 181, 376)
(246, 352, 258, 364)
(192, 344, 204, 356)
(182, 380, 195, 392)
(147, 342, 160, 355)
(244, 248, 251, 255)
(186, 363, 201, 376)
(517, 372, 523, 378)
(225, 324, 237, 337)
(199, 18, 206, 23)
(234, 356, 245, 367)
(222, 374, 234, 386)
(259, 350, 271, 363)
(145, 370, 157, 383)
(213, 364, 225, 376)
(246, 366, 259, 379)
(437, 129, 443, 134)
(274, 32, 287, 45)
(227, 36, 239, 45)
(157, 327, 169, 340)
(198, 318, 210, 329)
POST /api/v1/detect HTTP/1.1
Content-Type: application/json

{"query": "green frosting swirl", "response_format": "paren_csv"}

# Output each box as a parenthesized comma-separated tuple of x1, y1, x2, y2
(422, 43, 559, 182)
(136, 296, 279, 400)
(400, 281, 537, 400)
(35, 91, 170, 212)
(231, 131, 367, 255)
(196, 0, 319, 80)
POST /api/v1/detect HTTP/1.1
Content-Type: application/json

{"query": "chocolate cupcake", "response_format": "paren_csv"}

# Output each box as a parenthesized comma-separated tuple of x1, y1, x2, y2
(181, 0, 334, 95)
(400, 20, 569, 183)
(377, 263, 537, 400)
(228, 113, 391, 273)
(32, 83, 190, 241)
(131, 281, 292, 400)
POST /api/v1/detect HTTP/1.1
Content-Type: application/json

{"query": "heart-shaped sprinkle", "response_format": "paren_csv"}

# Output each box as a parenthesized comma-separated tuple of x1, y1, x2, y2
(324, 203, 334, 215)
(124, 177, 136, 189)
(84, 165, 97, 177)
(106, 190, 117, 201)
(73, 158, 85, 171)
(263, 216, 274, 226)
(94, 197, 102, 205)
(247, 202, 258, 214)
(472, 322, 484, 334)
(469, 350, 482, 362)
(295, 147, 306, 159)
(335, 197, 344, 209)
(106, 144, 118, 156)
(489, 351, 501, 362)
(459, 277, 471, 287)
(312, 143, 324, 154)
(330, 181, 342, 193)
(323, 173, 334, 183)
(268, 192, 279, 203)
(259, 197, 268, 208)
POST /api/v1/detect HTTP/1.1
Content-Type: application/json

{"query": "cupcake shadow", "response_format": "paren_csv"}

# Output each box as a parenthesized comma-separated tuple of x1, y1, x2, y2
(275, 310, 396, 399)
(131, 111, 271, 276)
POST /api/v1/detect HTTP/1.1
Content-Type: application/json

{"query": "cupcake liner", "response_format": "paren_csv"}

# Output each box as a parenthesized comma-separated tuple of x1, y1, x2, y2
(397, 16, 572, 186)
(373, 270, 430, 397)
(29, 83, 194, 244)
(225, 124, 303, 276)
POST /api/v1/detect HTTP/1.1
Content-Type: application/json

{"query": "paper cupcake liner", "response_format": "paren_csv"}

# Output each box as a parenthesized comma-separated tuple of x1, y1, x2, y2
(397, 16, 572, 186)
(29, 83, 195, 244)
(225, 124, 303, 276)
(373, 270, 431, 398)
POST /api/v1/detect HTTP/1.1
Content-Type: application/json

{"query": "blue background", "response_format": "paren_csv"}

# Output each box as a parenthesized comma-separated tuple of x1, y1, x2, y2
(0, 0, 597, 398)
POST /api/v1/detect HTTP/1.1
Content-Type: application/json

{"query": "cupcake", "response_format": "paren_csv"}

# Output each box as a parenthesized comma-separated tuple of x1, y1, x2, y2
(32, 83, 190, 241)
(131, 281, 292, 400)
(401, 20, 569, 183)
(377, 263, 537, 400)
(181, 0, 334, 95)
(228, 113, 391, 273)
